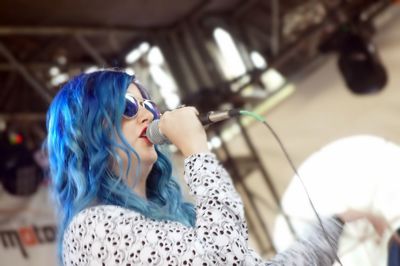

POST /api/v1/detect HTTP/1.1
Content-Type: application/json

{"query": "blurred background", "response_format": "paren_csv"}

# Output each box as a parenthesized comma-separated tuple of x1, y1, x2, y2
(0, 0, 399, 265)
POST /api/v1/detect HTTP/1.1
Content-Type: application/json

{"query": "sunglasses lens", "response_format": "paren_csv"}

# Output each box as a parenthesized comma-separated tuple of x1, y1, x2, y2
(144, 101, 161, 119)
(124, 97, 139, 118)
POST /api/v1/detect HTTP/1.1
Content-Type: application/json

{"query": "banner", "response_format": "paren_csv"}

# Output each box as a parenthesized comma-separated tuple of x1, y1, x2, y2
(0, 184, 57, 265)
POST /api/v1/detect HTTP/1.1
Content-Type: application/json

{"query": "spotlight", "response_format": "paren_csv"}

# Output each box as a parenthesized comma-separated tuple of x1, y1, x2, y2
(337, 31, 387, 94)
(320, 27, 388, 94)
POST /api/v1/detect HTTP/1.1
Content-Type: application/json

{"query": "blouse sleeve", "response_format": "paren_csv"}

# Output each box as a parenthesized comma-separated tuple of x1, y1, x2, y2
(263, 217, 344, 265)
(62, 152, 343, 266)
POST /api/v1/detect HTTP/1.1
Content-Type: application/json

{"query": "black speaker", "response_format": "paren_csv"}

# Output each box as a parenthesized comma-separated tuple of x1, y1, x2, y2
(0, 133, 43, 196)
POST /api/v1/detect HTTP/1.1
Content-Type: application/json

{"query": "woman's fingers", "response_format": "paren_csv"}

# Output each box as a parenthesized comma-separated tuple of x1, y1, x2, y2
(366, 214, 389, 237)
(158, 106, 208, 156)
(338, 210, 389, 238)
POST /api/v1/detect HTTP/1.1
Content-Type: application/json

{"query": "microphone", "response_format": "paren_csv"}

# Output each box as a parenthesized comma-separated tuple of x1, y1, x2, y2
(146, 109, 241, 145)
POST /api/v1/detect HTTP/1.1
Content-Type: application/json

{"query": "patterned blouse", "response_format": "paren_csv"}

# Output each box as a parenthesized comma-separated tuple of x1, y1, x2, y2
(63, 153, 344, 265)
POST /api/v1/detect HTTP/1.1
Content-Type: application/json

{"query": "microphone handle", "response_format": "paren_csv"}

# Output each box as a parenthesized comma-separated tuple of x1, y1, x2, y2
(198, 112, 216, 126)
(198, 109, 241, 126)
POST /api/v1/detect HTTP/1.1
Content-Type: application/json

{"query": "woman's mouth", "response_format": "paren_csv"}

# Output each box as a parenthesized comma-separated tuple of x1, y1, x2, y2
(139, 127, 152, 145)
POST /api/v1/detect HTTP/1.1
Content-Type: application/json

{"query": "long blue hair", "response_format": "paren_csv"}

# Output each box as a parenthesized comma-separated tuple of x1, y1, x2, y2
(44, 70, 196, 263)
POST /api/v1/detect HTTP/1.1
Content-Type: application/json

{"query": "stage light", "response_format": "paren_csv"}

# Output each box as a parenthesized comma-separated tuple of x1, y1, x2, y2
(320, 26, 388, 94)
(8, 131, 23, 145)
(337, 31, 388, 94)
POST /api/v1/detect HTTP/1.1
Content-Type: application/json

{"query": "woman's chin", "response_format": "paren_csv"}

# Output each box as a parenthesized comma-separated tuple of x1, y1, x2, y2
(142, 152, 158, 166)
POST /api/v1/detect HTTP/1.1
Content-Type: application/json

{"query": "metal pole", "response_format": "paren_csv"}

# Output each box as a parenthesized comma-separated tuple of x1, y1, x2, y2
(215, 128, 276, 254)
(0, 42, 52, 104)
(167, 30, 198, 94)
(236, 118, 297, 237)
(271, 0, 280, 56)
(190, 24, 225, 85)
(0, 73, 16, 106)
(181, 23, 213, 89)
(153, 33, 188, 93)
(75, 34, 107, 66)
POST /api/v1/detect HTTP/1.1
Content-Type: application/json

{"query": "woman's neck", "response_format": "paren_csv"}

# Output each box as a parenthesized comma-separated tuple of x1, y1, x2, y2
(133, 177, 147, 199)
(131, 161, 153, 199)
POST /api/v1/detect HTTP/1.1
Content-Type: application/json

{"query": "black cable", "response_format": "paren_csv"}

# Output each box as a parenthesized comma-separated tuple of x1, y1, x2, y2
(239, 110, 343, 266)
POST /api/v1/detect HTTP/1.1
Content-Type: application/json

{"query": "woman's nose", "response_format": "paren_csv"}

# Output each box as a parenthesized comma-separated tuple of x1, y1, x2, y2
(138, 105, 154, 124)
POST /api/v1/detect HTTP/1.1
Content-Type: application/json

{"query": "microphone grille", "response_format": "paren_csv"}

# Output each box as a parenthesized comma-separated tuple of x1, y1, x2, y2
(146, 120, 168, 145)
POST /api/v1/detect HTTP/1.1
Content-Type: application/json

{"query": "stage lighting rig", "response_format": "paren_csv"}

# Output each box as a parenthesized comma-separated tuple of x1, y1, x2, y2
(320, 24, 388, 94)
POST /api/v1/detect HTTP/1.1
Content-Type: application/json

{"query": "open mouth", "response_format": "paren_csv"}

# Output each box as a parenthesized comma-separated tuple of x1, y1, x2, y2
(139, 127, 153, 145)
(139, 127, 147, 138)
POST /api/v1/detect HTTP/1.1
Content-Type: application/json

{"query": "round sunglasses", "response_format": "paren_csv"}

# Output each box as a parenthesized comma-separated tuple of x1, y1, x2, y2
(123, 94, 161, 120)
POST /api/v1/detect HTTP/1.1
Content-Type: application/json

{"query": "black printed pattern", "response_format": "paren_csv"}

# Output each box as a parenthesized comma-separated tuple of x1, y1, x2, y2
(63, 153, 343, 265)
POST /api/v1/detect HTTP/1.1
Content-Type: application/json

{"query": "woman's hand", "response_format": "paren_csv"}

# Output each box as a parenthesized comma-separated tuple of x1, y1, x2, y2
(337, 209, 389, 237)
(158, 107, 209, 157)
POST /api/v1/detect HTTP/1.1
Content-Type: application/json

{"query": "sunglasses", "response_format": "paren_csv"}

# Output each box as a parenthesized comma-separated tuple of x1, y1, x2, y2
(123, 94, 160, 120)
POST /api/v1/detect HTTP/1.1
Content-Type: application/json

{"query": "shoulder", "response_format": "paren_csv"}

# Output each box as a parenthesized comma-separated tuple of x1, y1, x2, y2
(63, 205, 143, 250)
(62, 205, 195, 265)
(63, 205, 145, 264)
(64, 205, 144, 238)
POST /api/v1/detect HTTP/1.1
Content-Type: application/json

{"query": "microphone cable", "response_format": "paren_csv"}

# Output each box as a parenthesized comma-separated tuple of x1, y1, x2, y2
(238, 110, 344, 266)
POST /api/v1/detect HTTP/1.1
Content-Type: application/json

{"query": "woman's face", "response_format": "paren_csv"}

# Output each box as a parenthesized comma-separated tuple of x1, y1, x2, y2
(116, 83, 158, 183)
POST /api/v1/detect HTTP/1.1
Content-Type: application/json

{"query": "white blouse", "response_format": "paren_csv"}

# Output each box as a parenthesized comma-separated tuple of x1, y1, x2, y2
(63, 153, 343, 265)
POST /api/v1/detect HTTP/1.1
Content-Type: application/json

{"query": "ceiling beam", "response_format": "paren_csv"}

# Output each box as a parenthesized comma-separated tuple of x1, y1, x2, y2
(0, 42, 53, 103)
(74, 34, 108, 66)
(180, 0, 212, 22)
(233, 0, 260, 18)
(0, 26, 150, 36)
(0, 113, 46, 121)
(0, 62, 95, 71)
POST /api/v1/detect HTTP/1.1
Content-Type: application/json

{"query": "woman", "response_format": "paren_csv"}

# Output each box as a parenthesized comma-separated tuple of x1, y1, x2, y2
(46, 70, 387, 265)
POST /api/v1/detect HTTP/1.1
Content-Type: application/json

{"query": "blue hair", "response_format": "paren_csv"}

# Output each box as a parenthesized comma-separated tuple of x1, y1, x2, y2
(44, 70, 196, 264)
